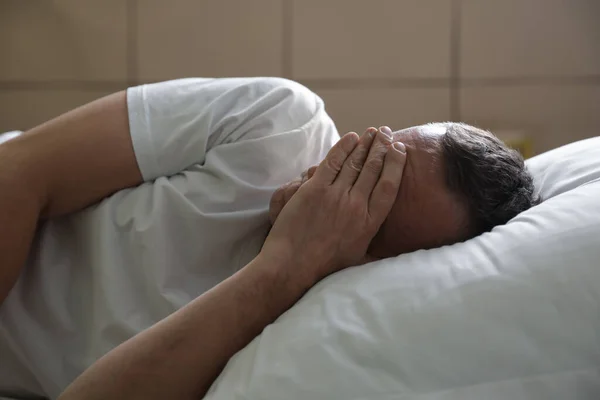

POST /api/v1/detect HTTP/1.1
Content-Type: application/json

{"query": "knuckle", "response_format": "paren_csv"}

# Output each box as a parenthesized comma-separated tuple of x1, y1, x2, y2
(271, 187, 285, 204)
(377, 130, 393, 144)
(279, 181, 293, 193)
(319, 185, 342, 203)
(348, 196, 366, 213)
(364, 158, 383, 174)
(284, 185, 299, 200)
(347, 159, 363, 173)
(313, 184, 330, 198)
(326, 154, 344, 172)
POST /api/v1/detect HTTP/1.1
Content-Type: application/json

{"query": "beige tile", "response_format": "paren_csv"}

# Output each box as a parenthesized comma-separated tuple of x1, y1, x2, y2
(0, 90, 115, 131)
(314, 87, 451, 134)
(461, 0, 600, 78)
(137, 0, 283, 80)
(0, 0, 128, 81)
(460, 84, 600, 153)
(293, 0, 451, 79)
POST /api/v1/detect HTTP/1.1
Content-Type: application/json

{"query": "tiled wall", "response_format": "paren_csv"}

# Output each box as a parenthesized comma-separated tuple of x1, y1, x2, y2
(1, 0, 599, 153)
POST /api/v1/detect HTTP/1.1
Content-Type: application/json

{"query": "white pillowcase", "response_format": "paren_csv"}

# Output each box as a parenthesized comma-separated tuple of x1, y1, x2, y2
(0, 131, 21, 145)
(205, 138, 600, 400)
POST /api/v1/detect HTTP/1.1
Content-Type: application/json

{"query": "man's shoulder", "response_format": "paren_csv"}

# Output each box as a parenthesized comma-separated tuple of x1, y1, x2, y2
(221, 77, 328, 133)
(127, 77, 339, 177)
(209, 77, 337, 145)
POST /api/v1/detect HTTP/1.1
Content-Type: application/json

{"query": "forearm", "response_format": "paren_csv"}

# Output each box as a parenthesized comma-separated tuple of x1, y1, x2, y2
(58, 253, 310, 400)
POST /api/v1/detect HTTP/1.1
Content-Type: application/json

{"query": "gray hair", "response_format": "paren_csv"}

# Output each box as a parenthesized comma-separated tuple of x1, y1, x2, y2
(439, 123, 540, 236)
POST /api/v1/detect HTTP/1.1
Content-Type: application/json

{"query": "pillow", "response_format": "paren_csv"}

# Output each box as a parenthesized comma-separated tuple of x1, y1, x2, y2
(205, 138, 600, 400)
(0, 131, 21, 145)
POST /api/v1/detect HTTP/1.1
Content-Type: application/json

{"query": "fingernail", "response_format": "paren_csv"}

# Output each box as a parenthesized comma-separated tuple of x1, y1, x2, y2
(379, 126, 393, 137)
(393, 142, 406, 153)
(346, 132, 359, 144)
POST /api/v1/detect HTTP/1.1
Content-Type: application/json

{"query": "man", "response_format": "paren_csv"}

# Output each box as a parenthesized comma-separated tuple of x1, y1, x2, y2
(0, 78, 537, 399)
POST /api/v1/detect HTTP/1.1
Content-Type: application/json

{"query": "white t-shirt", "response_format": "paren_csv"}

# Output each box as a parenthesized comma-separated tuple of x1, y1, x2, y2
(0, 78, 339, 399)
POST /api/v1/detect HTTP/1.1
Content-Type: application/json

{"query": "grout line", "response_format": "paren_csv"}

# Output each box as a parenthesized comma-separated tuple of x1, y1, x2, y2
(1, 76, 600, 92)
(0, 81, 131, 91)
(298, 78, 451, 89)
(449, 0, 462, 122)
(460, 75, 600, 87)
(281, 0, 294, 78)
(126, 0, 139, 86)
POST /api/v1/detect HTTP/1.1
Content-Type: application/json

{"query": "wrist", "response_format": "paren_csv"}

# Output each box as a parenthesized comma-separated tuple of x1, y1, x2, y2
(253, 250, 317, 298)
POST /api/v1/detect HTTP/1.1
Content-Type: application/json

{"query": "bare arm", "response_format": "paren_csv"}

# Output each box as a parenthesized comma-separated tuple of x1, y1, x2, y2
(58, 129, 407, 400)
(7, 91, 140, 218)
(0, 91, 140, 305)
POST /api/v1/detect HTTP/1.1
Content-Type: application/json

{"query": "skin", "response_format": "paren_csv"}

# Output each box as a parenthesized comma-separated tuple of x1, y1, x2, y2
(270, 124, 470, 260)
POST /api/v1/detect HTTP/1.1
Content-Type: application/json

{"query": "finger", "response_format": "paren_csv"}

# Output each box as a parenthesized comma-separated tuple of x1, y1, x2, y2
(368, 141, 407, 220)
(335, 127, 378, 187)
(269, 186, 286, 224)
(269, 180, 302, 224)
(313, 132, 359, 185)
(301, 172, 310, 185)
(283, 180, 302, 205)
(300, 165, 318, 183)
(301, 174, 308, 185)
(352, 126, 393, 197)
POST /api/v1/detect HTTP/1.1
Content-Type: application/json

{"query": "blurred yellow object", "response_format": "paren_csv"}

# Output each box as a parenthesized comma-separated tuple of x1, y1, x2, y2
(496, 131, 534, 159)
(504, 137, 534, 159)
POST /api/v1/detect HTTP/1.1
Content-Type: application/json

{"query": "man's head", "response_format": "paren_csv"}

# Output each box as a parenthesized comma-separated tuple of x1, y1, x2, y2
(270, 122, 539, 259)
(367, 122, 539, 258)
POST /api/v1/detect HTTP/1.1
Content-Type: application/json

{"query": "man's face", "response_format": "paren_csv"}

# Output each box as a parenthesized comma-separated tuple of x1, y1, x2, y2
(367, 124, 469, 258)
(269, 124, 469, 259)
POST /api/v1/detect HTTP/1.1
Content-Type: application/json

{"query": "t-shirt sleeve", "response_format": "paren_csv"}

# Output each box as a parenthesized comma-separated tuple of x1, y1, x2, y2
(127, 77, 339, 182)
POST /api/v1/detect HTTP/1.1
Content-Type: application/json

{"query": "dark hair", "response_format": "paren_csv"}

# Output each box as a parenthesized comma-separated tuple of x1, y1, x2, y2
(439, 122, 540, 236)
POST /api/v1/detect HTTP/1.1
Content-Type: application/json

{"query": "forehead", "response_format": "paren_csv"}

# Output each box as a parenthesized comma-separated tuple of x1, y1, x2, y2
(400, 123, 447, 141)
(394, 124, 445, 185)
